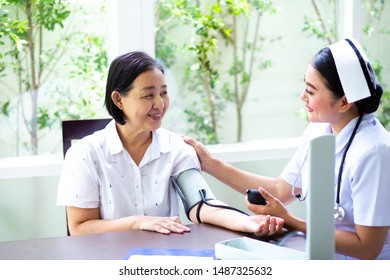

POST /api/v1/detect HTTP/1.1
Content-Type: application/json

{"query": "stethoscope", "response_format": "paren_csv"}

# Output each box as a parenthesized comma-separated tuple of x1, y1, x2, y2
(292, 115, 363, 222)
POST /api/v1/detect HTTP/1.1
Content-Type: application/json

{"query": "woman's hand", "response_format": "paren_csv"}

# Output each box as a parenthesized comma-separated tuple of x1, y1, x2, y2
(139, 216, 191, 234)
(244, 214, 284, 237)
(246, 187, 306, 233)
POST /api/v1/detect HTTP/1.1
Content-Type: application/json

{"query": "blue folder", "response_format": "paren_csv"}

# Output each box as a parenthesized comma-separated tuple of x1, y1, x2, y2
(125, 248, 215, 259)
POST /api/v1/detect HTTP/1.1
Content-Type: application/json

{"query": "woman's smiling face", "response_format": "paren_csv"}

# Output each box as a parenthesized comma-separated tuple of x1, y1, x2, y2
(300, 64, 343, 124)
(120, 67, 169, 132)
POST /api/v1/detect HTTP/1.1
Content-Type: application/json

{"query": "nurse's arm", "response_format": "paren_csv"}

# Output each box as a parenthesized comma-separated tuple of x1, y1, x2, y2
(202, 156, 294, 204)
(183, 136, 294, 203)
(335, 225, 388, 259)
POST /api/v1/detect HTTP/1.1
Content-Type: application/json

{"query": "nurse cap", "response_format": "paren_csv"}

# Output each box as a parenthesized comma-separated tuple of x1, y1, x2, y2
(328, 38, 377, 103)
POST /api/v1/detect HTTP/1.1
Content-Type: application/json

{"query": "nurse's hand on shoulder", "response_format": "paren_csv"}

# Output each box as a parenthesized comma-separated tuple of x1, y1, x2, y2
(139, 216, 191, 235)
(246, 187, 289, 220)
(182, 135, 214, 173)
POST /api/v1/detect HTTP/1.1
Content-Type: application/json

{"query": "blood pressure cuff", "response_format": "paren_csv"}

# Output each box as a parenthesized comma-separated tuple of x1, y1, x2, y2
(171, 168, 216, 220)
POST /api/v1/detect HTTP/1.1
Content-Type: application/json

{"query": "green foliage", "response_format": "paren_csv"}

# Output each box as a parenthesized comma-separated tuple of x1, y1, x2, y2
(34, 0, 71, 30)
(372, 61, 390, 130)
(1, 99, 10, 116)
(377, 89, 390, 130)
(58, 33, 108, 121)
(0, 0, 28, 57)
(156, 0, 279, 143)
(361, 0, 390, 130)
(184, 106, 218, 144)
(0, 0, 107, 156)
(155, 0, 180, 68)
(301, 0, 337, 45)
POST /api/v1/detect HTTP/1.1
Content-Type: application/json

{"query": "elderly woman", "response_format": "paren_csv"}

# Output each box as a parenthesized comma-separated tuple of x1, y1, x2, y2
(57, 51, 284, 236)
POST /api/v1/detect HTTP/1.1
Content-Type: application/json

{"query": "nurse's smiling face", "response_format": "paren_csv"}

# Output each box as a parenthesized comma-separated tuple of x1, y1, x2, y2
(300, 65, 344, 125)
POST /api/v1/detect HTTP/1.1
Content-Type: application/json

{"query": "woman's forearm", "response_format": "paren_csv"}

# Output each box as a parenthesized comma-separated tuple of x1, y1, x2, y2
(69, 215, 144, 235)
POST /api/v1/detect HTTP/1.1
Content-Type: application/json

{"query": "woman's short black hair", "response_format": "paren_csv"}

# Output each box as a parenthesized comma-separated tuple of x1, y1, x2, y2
(104, 51, 165, 125)
(311, 47, 383, 115)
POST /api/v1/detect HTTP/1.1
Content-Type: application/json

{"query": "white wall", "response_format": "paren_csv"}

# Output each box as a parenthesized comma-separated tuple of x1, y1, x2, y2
(107, 0, 155, 61)
(0, 176, 66, 241)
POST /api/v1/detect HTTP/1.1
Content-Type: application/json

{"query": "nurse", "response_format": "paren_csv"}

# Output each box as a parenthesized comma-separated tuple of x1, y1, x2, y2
(184, 38, 390, 259)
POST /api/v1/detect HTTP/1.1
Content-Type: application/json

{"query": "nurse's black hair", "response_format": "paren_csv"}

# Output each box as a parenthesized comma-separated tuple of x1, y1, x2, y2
(311, 47, 344, 100)
(104, 51, 165, 125)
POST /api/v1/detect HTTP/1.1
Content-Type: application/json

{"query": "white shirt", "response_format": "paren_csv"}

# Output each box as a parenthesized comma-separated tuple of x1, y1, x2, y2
(57, 120, 200, 220)
(281, 114, 390, 259)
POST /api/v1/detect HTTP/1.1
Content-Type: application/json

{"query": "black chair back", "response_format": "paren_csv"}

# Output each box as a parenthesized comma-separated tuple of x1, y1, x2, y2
(62, 118, 112, 156)
(61, 118, 112, 235)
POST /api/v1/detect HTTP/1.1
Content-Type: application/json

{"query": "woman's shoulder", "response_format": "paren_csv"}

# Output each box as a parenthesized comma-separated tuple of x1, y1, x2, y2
(155, 128, 184, 144)
(154, 128, 195, 153)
